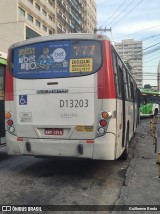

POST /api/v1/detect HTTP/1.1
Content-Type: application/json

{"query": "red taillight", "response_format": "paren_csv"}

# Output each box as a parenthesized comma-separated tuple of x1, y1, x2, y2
(99, 120, 107, 127)
(86, 140, 94, 144)
(7, 119, 13, 126)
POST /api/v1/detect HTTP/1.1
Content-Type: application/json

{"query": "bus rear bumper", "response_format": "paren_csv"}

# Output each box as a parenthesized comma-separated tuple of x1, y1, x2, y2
(6, 132, 94, 159)
(6, 132, 116, 160)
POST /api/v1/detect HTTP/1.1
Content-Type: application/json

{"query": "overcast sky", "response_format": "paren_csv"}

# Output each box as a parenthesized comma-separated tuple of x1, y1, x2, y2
(96, 0, 160, 86)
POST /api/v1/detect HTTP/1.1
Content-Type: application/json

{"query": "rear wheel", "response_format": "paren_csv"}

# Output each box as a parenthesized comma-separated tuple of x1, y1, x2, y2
(154, 108, 158, 116)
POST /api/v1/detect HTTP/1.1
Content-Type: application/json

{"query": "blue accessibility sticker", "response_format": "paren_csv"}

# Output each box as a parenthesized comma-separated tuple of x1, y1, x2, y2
(19, 95, 27, 105)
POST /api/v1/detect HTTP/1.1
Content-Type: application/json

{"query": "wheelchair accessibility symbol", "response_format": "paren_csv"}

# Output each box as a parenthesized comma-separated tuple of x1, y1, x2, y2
(19, 95, 27, 105)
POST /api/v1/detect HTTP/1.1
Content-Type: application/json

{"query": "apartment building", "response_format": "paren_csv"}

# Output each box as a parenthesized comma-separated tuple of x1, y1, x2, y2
(84, 0, 96, 33)
(0, 0, 97, 53)
(56, 0, 96, 33)
(115, 39, 143, 88)
(56, 0, 82, 33)
(0, 0, 56, 53)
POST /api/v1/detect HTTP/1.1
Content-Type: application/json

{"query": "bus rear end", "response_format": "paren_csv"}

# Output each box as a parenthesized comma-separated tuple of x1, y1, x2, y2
(5, 34, 117, 160)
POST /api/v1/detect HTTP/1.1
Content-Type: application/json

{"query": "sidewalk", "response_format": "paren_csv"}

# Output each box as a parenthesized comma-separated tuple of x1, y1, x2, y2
(113, 119, 160, 213)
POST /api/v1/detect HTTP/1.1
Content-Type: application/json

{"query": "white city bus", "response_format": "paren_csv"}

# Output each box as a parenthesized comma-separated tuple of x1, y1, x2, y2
(5, 34, 139, 160)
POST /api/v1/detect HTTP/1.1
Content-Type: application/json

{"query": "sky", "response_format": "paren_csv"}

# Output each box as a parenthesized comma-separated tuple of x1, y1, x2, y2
(96, 0, 160, 87)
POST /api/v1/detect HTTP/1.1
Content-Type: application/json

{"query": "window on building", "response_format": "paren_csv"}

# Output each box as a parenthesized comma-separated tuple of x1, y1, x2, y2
(36, 20, 41, 28)
(19, 7, 25, 17)
(48, 15, 52, 21)
(35, 2, 40, 11)
(43, 25, 47, 32)
(42, 9, 47, 16)
(28, 0, 33, 4)
(48, 0, 53, 6)
(49, 30, 52, 35)
(26, 26, 41, 39)
(63, 3, 67, 8)
(28, 14, 33, 22)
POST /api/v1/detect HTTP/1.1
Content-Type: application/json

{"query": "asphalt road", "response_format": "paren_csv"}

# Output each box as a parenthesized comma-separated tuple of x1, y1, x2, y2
(0, 124, 141, 213)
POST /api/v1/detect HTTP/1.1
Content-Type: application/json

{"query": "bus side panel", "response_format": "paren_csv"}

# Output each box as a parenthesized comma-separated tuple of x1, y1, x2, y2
(93, 133, 116, 160)
(126, 100, 134, 140)
(98, 40, 116, 99)
(115, 99, 124, 159)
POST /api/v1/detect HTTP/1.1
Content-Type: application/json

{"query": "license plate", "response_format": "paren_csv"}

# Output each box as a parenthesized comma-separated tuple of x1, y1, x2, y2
(45, 129, 63, 135)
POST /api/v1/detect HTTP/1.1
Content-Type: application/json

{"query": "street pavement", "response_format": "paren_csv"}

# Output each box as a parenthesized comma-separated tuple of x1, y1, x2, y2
(113, 118, 160, 214)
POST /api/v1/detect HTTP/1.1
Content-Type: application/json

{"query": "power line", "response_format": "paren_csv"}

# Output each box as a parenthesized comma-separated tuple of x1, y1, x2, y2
(111, 0, 144, 27)
(100, 0, 128, 26)
(106, 0, 137, 27)
(142, 33, 160, 41)
(113, 24, 160, 40)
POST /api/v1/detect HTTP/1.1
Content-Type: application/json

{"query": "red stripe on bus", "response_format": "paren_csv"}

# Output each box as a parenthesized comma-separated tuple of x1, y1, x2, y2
(5, 50, 13, 101)
(98, 40, 116, 99)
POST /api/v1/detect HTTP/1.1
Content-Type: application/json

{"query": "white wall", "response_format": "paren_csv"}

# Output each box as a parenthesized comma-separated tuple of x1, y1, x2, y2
(0, 22, 25, 53)
(0, 0, 18, 23)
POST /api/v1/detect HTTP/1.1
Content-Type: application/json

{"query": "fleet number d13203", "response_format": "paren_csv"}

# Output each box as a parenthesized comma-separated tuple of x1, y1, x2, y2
(60, 99, 89, 108)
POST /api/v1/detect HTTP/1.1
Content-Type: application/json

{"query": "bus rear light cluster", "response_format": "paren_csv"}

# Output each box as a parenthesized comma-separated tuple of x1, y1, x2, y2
(97, 111, 112, 136)
(5, 112, 15, 134)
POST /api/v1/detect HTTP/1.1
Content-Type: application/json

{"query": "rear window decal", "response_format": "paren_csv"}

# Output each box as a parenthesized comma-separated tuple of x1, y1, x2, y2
(13, 40, 102, 79)
(70, 58, 93, 72)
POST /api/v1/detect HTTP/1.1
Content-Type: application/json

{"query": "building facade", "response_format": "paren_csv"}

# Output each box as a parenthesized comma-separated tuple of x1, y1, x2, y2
(56, 0, 83, 33)
(0, 0, 97, 53)
(0, 0, 56, 53)
(115, 39, 143, 88)
(84, 0, 97, 33)
(56, 0, 96, 33)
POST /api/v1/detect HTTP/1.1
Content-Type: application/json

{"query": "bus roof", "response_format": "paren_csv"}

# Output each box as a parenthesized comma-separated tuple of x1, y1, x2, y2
(140, 88, 160, 95)
(10, 33, 110, 49)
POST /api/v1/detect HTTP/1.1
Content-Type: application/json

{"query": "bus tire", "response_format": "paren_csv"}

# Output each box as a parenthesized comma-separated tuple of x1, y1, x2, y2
(154, 109, 158, 116)
(120, 127, 129, 160)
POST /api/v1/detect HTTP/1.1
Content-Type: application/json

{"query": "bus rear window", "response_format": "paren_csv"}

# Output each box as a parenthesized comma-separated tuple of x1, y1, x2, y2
(12, 40, 102, 79)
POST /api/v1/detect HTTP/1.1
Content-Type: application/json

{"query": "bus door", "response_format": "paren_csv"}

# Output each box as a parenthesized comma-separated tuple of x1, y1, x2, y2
(112, 51, 126, 148)
(0, 64, 5, 145)
(130, 80, 135, 131)
(118, 64, 126, 147)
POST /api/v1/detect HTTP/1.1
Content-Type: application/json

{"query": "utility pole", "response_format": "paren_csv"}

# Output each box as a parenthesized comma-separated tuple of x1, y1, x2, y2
(94, 27, 111, 33)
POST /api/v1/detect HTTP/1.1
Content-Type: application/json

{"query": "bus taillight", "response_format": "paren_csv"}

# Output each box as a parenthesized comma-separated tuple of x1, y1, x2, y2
(99, 120, 107, 127)
(5, 112, 12, 119)
(6, 112, 16, 134)
(97, 111, 112, 136)
(7, 119, 13, 126)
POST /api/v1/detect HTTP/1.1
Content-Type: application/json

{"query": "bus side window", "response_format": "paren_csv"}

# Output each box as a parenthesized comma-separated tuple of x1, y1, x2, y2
(130, 79, 134, 102)
(123, 67, 129, 100)
(112, 51, 122, 98)
(127, 74, 131, 101)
